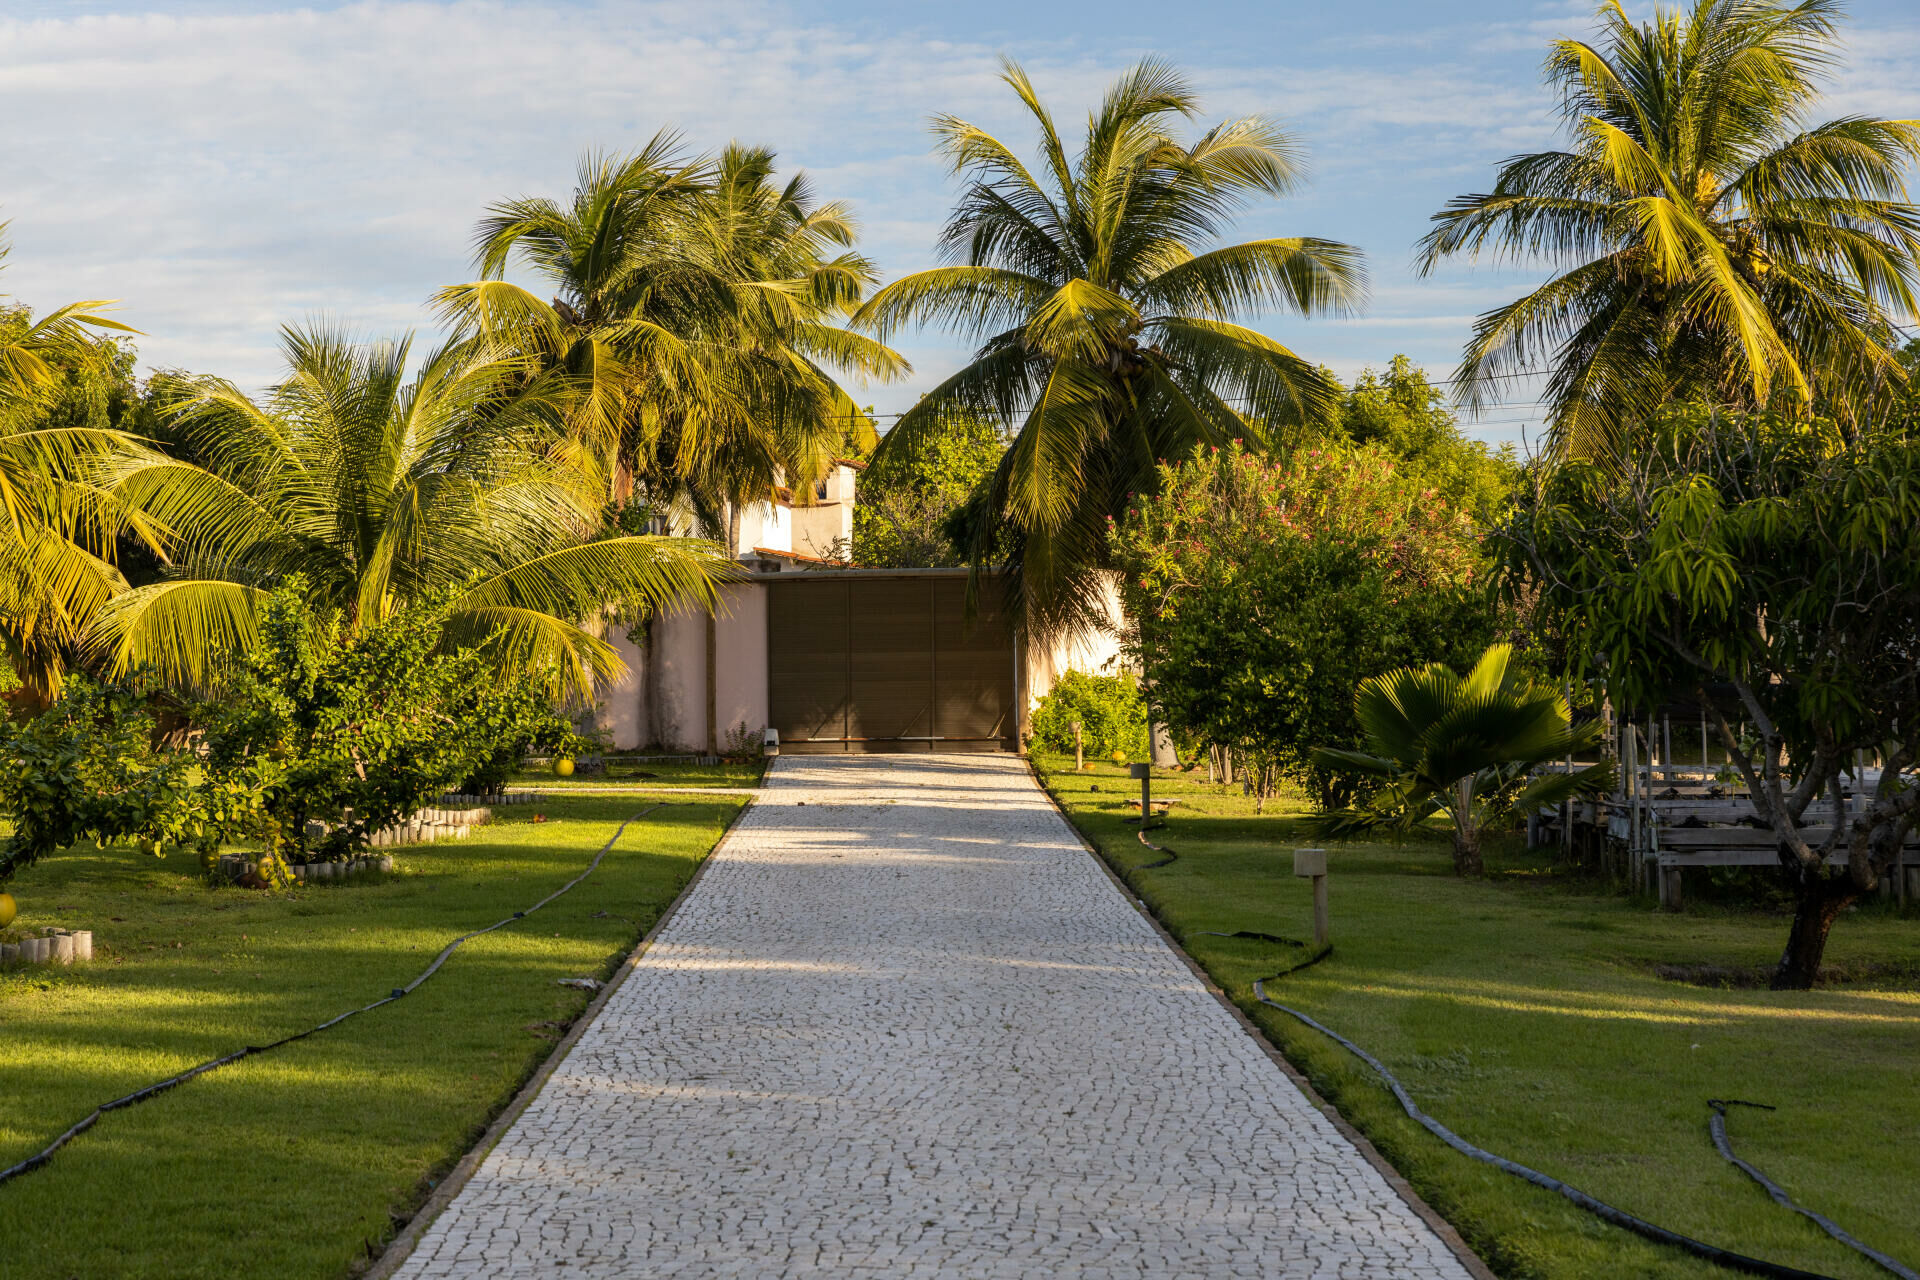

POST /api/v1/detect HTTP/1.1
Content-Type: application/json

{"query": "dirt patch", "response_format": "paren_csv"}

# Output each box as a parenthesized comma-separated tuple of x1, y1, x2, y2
(1655, 959, 1920, 989)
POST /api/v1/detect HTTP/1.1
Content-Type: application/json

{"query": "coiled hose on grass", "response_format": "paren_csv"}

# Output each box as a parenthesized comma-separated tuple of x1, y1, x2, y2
(1121, 821, 1911, 1280)
(0, 804, 663, 1189)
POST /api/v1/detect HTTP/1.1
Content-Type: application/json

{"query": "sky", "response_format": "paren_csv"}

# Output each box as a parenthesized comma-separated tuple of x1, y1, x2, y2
(4, 0, 1918, 446)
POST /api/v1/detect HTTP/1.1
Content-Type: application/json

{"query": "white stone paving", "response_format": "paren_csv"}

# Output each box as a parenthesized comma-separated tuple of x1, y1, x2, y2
(393, 755, 1475, 1279)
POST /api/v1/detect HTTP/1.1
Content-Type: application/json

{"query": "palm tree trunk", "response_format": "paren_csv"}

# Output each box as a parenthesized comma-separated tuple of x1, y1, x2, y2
(1452, 777, 1484, 876)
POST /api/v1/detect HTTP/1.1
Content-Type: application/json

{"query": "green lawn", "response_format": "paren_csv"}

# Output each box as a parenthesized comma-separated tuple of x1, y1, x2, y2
(511, 758, 767, 790)
(0, 793, 745, 1279)
(1034, 753, 1920, 1280)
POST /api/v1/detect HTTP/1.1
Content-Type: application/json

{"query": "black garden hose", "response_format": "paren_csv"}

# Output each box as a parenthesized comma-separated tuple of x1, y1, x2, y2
(1708, 1101, 1919, 1280)
(1119, 823, 1911, 1280)
(0, 805, 663, 1188)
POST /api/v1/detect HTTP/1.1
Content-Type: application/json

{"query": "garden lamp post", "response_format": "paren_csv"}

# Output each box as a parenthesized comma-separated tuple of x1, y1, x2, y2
(1294, 848, 1330, 947)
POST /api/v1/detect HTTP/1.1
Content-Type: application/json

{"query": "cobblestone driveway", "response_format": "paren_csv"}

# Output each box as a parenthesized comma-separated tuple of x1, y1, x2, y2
(392, 756, 1476, 1279)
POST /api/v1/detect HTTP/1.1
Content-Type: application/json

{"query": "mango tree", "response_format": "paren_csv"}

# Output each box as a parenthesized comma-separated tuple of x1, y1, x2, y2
(1504, 408, 1920, 989)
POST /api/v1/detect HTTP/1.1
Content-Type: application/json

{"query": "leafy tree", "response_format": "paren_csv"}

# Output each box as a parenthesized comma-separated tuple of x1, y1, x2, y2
(854, 58, 1366, 637)
(1113, 441, 1496, 808)
(93, 324, 729, 696)
(1312, 644, 1612, 876)
(1333, 356, 1519, 524)
(851, 406, 1005, 567)
(1502, 407, 1920, 987)
(199, 580, 574, 863)
(0, 584, 576, 881)
(435, 140, 905, 549)
(1029, 669, 1148, 759)
(1418, 0, 1920, 454)
(0, 676, 263, 882)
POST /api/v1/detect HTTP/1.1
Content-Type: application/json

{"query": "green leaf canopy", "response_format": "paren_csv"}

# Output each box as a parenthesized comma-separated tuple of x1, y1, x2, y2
(92, 324, 731, 697)
(1419, 0, 1920, 454)
(854, 58, 1366, 635)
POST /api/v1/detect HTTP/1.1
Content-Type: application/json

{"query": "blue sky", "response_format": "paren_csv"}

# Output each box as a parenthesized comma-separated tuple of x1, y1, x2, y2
(5, 0, 1917, 444)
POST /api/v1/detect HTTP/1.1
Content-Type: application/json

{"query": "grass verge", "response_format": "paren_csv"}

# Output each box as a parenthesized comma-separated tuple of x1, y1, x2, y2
(0, 793, 745, 1279)
(1034, 753, 1920, 1280)
(510, 759, 766, 790)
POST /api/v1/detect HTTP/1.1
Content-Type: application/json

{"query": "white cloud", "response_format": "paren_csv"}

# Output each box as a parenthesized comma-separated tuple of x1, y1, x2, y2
(0, 0, 1911, 447)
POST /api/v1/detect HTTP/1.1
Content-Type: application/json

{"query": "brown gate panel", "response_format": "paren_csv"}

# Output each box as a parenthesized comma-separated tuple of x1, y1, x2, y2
(767, 578, 850, 745)
(765, 572, 1014, 753)
(933, 577, 1013, 750)
(848, 579, 934, 743)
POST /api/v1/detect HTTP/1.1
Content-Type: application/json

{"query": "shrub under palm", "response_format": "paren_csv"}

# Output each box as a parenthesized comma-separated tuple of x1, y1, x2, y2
(1312, 644, 1612, 875)
(853, 58, 1365, 635)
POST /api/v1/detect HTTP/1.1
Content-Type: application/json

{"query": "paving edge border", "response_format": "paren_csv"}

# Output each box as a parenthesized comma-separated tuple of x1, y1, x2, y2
(1028, 760, 1500, 1280)
(364, 793, 758, 1280)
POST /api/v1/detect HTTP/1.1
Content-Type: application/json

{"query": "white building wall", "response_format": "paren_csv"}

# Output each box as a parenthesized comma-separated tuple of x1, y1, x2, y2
(1022, 574, 1127, 710)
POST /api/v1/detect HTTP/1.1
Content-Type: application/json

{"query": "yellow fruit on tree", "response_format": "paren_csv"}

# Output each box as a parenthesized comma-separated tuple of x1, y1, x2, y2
(554, 757, 575, 777)
(0, 892, 16, 930)
(1110, 750, 1126, 766)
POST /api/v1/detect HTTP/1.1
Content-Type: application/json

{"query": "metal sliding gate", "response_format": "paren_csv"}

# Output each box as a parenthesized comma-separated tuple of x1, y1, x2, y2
(765, 572, 1016, 753)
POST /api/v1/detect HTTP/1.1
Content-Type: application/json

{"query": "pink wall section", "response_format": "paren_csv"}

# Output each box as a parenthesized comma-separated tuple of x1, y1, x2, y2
(712, 583, 769, 751)
(595, 583, 770, 752)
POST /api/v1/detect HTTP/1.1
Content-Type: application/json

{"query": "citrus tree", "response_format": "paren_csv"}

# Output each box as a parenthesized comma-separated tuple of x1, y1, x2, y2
(1113, 440, 1495, 807)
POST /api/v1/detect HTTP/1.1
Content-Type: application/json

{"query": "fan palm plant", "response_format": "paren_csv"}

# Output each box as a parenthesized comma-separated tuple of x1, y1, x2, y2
(1418, 0, 1920, 455)
(433, 138, 904, 549)
(91, 324, 730, 697)
(1312, 644, 1612, 875)
(852, 58, 1365, 635)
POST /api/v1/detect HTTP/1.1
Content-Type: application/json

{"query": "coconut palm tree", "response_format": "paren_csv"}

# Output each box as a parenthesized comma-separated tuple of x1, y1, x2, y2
(433, 138, 905, 549)
(1418, 0, 1920, 454)
(0, 229, 136, 407)
(1311, 644, 1612, 875)
(90, 324, 730, 697)
(851, 58, 1366, 636)
(0, 232, 148, 703)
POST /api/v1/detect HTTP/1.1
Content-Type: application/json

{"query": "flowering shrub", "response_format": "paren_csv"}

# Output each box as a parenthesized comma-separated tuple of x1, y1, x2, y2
(1112, 440, 1497, 806)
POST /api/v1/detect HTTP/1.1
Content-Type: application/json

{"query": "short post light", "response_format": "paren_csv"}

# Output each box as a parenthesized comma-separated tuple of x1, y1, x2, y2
(1072, 720, 1085, 771)
(1129, 761, 1152, 823)
(1293, 848, 1330, 947)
